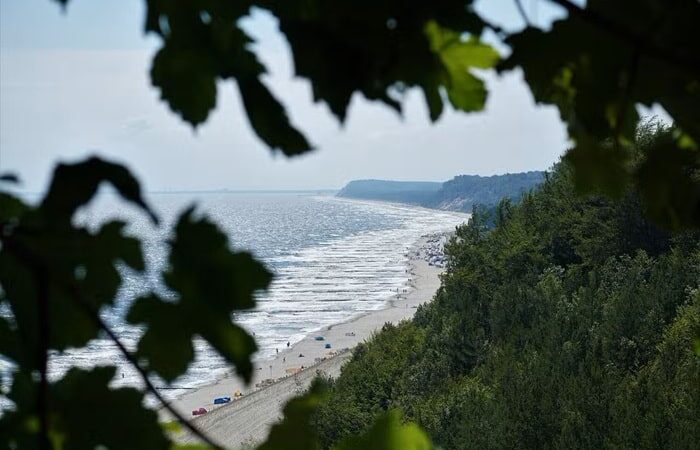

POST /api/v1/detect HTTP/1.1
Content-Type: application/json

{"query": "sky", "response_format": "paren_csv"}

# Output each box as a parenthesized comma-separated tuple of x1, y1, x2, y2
(0, 0, 571, 192)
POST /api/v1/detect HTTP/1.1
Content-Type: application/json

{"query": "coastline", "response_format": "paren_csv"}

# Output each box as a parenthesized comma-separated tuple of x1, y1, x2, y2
(165, 234, 450, 447)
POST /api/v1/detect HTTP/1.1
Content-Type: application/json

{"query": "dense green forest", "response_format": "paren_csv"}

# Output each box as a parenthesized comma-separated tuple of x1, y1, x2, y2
(313, 126, 700, 449)
(337, 172, 545, 211)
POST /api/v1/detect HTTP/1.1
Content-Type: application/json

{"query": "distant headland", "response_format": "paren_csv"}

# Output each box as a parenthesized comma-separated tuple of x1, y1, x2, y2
(337, 171, 546, 212)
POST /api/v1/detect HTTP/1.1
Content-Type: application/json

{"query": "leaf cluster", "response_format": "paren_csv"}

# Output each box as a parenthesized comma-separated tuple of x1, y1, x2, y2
(4, 0, 700, 448)
(53, 0, 700, 227)
(1, 158, 270, 448)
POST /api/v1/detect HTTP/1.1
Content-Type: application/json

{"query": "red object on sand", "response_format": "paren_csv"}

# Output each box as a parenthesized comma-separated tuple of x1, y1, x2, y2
(192, 407, 207, 416)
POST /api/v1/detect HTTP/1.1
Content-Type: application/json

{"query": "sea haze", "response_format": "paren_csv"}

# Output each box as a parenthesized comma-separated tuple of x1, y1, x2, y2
(42, 192, 467, 396)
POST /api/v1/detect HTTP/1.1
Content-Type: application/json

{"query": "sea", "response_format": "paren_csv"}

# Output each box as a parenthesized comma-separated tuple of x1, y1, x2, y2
(3, 192, 467, 400)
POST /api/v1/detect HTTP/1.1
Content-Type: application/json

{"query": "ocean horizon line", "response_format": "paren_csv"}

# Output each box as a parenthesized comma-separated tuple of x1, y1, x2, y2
(9, 188, 341, 196)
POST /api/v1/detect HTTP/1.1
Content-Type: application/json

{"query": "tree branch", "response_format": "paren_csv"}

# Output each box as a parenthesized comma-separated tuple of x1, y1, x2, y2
(36, 266, 50, 450)
(514, 0, 532, 27)
(3, 235, 224, 450)
(547, 0, 700, 73)
(70, 290, 225, 450)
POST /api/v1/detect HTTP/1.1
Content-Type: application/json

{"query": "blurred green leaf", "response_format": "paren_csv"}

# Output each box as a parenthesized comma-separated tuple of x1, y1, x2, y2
(151, 44, 218, 127)
(41, 156, 157, 225)
(0, 218, 146, 361)
(238, 77, 312, 156)
(421, 84, 444, 122)
(270, 0, 487, 123)
(128, 207, 272, 383)
(1, 367, 169, 450)
(144, 0, 312, 155)
(161, 420, 183, 434)
(332, 410, 433, 450)
(1, 159, 151, 366)
(0, 173, 19, 183)
(425, 21, 497, 113)
(0, 191, 30, 220)
(500, 1, 700, 215)
(127, 295, 196, 381)
(170, 445, 214, 450)
(563, 137, 632, 198)
(635, 132, 700, 230)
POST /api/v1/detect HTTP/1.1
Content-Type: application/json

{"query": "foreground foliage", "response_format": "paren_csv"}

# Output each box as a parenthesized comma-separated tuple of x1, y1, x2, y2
(0, 159, 434, 450)
(53, 0, 700, 228)
(1, 0, 699, 448)
(313, 127, 700, 449)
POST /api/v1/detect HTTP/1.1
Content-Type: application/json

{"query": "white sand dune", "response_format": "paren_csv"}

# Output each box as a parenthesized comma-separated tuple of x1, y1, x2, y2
(165, 237, 445, 447)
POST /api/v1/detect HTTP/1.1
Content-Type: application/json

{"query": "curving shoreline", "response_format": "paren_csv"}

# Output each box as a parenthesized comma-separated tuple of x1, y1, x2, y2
(165, 234, 450, 447)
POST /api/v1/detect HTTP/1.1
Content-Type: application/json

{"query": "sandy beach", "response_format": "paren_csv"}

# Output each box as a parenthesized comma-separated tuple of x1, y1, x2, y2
(165, 234, 449, 447)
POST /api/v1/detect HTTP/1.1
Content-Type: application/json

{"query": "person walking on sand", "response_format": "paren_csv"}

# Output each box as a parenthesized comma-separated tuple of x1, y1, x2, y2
(287, 341, 290, 348)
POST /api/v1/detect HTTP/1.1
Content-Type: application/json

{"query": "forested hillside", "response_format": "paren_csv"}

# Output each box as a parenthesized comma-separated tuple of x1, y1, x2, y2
(313, 129, 700, 449)
(337, 172, 545, 211)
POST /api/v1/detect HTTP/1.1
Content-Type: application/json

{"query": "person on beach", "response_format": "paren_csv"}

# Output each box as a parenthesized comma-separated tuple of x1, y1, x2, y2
(287, 341, 290, 348)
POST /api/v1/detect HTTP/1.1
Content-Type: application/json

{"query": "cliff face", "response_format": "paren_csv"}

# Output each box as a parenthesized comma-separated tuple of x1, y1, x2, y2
(337, 172, 545, 211)
(429, 171, 546, 211)
(336, 180, 442, 205)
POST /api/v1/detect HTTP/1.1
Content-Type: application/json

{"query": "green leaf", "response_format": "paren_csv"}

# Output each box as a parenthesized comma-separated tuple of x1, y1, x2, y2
(0, 173, 19, 183)
(500, 1, 700, 203)
(1, 367, 170, 450)
(425, 21, 497, 69)
(424, 21, 497, 113)
(0, 219, 146, 358)
(563, 137, 632, 198)
(0, 191, 30, 221)
(238, 77, 313, 156)
(127, 295, 195, 381)
(271, 0, 487, 123)
(634, 132, 700, 230)
(256, 379, 328, 450)
(442, 63, 487, 113)
(144, 0, 314, 155)
(332, 410, 433, 450)
(0, 159, 149, 365)
(170, 445, 214, 450)
(421, 84, 443, 122)
(150, 44, 218, 127)
(41, 156, 157, 225)
(128, 208, 272, 383)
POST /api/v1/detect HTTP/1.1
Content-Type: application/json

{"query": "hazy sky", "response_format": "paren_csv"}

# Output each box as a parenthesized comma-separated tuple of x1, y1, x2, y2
(0, 0, 571, 192)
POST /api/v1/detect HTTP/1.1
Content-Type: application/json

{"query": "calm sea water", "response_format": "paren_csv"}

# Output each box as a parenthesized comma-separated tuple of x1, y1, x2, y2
(9, 192, 467, 397)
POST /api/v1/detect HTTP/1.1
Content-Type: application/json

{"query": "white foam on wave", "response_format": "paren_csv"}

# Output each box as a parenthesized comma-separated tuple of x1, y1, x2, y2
(238, 197, 467, 361)
(6, 195, 467, 403)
